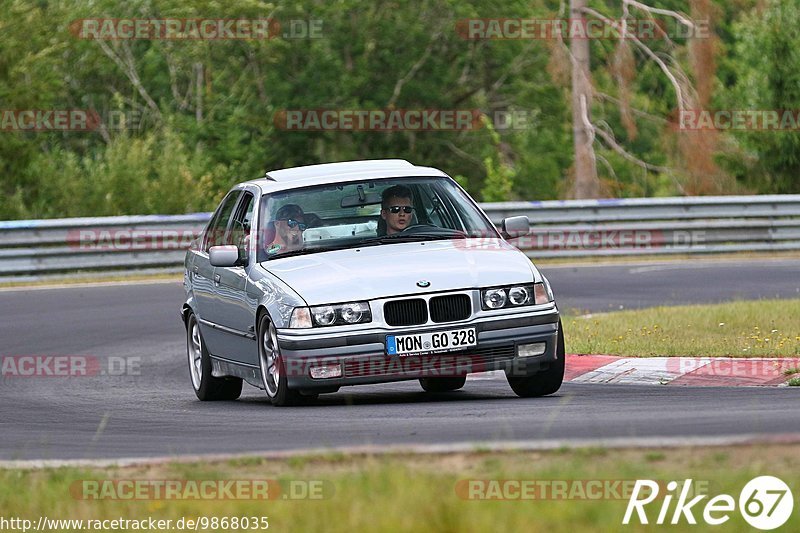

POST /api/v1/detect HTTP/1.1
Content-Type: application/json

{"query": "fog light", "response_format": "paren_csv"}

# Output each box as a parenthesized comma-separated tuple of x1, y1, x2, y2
(517, 343, 546, 358)
(309, 363, 342, 379)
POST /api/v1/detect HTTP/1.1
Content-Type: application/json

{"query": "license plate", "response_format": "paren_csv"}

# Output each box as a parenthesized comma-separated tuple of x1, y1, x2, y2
(386, 328, 477, 356)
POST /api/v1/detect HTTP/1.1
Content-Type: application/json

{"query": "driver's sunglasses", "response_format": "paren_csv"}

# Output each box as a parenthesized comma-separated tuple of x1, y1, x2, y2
(283, 218, 307, 230)
(388, 205, 414, 214)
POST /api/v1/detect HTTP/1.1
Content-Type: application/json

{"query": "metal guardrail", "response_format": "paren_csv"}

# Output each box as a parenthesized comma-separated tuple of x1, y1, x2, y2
(1, 195, 799, 278)
(482, 195, 800, 258)
(0, 214, 210, 278)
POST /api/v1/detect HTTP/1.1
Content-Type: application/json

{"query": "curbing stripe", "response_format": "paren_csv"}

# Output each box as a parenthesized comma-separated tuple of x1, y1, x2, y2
(565, 354, 800, 387)
(564, 354, 622, 381)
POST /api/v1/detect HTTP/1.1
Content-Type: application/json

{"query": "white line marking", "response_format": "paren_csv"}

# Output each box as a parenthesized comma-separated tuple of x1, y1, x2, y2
(0, 278, 181, 293)
(3, 433, 799, 469)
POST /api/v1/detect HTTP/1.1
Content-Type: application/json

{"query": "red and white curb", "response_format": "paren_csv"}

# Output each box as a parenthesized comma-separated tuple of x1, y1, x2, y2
(565, 355, 800, 387)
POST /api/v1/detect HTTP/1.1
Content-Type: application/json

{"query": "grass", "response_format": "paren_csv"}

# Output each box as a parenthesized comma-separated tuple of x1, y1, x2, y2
(788, 378, 800, 387)
(564, 298, 800, 358)
(1, 445, 799, 532)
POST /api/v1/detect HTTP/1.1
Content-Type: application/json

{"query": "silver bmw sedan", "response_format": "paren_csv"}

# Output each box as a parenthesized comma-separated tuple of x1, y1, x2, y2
(182, 159, 563, 406)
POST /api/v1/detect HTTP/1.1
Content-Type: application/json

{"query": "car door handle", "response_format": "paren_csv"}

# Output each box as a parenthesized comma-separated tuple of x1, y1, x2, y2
(214, 274, 221, 286)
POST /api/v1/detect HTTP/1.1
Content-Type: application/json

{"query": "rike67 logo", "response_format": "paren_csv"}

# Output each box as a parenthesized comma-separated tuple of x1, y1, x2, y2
(623, 476, 794, 530)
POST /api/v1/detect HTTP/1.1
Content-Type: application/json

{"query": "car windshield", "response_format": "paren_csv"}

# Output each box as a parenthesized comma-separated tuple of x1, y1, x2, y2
(257, 177, 499, 261)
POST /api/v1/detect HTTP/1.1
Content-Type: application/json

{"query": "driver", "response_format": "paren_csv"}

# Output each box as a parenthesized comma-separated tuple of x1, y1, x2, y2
(268, 203, 307, 253)
(380, 185, 415, 235)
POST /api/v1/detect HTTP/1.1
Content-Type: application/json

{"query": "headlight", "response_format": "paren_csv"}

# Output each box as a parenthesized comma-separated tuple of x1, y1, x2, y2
(508, 286, 531, 305)
(290, 302, 372, 328)
(340, 302, 369, 324)
(312, 305, 336, 326)
(483, 288, 507, 309)
(482, 283, 550, 310)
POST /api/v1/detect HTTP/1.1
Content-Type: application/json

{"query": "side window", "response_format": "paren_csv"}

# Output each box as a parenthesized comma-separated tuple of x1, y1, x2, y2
(226, 192, 255, 247)
(204, 191, 240, 251)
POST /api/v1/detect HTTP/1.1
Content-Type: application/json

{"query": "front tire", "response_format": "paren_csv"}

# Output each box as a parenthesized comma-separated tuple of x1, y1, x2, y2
(506, 321, 565, 398)
(419, 376, 467, 392)
(186, 312, 242, 401)
(257, 314, 307, 406)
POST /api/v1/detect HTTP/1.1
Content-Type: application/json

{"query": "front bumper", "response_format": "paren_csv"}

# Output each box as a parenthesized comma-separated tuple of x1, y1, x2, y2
(277, 308, 560, 390)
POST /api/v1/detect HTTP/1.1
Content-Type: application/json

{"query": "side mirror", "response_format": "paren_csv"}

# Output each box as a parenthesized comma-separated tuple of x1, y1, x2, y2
(209, 245, 240, 267)
(501, 216, 530, 238)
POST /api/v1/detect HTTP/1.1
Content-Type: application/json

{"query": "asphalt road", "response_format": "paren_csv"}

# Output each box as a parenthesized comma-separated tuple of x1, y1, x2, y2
(546, 257, 800, 313)
(1, 258, 798, 461)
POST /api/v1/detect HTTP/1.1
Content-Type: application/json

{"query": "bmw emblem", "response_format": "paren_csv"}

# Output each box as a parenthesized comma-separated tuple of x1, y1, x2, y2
(417, 280, 431, 288)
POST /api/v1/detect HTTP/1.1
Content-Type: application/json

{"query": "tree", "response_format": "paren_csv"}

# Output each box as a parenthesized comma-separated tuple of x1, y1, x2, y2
(570, 0, 599, 199)
(566, 0, 707, 198)
(724, 0, 800, 193)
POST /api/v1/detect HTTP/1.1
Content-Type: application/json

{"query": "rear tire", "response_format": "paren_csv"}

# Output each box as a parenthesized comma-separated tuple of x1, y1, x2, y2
(186, 312, 242, 401)
(507, 321, 565, 398)
(257, 314, 307, 407)
(419, 376, 467, 392)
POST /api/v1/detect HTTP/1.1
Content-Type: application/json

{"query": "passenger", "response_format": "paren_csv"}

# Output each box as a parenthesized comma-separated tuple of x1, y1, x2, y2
(380, 185, 415, 235)
(269, 204, 307, 253)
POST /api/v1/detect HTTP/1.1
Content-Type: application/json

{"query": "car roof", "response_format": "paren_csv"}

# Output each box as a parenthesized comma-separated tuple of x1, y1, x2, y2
(241, 159, 449, 193)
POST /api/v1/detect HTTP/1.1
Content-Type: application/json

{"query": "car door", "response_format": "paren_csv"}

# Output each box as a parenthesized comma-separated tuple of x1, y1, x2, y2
(210, 189, 260, 365)
(191, 189, 241, 357)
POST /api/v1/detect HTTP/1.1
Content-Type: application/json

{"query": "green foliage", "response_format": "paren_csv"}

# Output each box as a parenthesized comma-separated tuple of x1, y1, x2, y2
(2, 127, 224, 218)
(719, 0, 800, 193)
(0, 0, 797, 219)
(480, 156, 515, 202)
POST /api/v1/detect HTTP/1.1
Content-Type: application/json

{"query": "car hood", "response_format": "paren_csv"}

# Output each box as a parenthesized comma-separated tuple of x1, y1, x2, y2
(261, 239, 539, 305)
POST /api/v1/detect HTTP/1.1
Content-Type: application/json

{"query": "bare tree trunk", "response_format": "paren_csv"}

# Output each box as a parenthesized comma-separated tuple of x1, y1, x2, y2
(570, 0, 599, 198)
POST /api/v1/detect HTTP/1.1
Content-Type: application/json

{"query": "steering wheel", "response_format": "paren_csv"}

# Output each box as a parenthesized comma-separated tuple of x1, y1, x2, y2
(401, 223, 438, 233)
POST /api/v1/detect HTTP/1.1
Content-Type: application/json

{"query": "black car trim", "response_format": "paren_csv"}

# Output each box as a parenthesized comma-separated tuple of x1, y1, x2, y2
(279, 311, 558, 351)
(198, 318, 257, 340)
(209, 353, 260, 369)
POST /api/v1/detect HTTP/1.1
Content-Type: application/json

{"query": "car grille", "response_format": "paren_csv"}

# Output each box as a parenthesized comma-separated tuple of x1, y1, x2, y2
(343, 344, 516, 378)
(383, 298, 428, 326)
(429, 294, 471, 323)
(384, 294, 472, 326)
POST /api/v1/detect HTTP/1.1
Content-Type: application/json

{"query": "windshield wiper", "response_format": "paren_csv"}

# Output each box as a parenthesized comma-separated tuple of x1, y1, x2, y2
(263, 232, 469, 260)
(372, 231, 467, 244)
